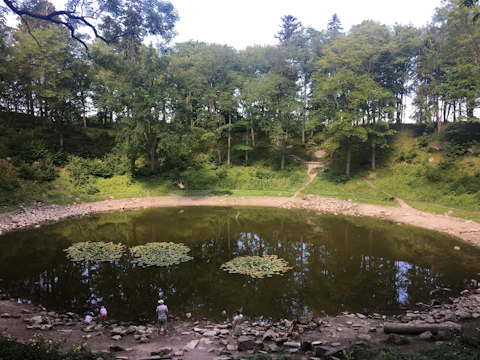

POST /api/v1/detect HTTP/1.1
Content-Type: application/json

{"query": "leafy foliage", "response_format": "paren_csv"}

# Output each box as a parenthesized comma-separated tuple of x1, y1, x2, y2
(0, 334, 115, 360)
(64, 241, 126, 262)
(220, 255, 293, 279)
(130, 242, 193, 267)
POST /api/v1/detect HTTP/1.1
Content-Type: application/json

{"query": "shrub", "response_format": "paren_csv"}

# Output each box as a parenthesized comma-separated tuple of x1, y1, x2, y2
(450, 173, 480, 195)
(418, 133, 433, 149)
(0, 334, 115, 360)
(320, 170, 347, 184)
(67, 155, 94, 187)
(424, 166, 444, 183)
(255, 168, 275, 179)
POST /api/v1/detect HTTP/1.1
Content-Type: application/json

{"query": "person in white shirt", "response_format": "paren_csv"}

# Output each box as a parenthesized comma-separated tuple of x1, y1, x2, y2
(156, 299, 169, 335)
(232, 309, 244, 337)
(84, 313, 93, 324)
(100, 306, 107, 325)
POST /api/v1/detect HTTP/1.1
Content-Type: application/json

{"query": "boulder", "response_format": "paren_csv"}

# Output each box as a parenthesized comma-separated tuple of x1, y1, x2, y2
(151, 348, 171, 356)
(283, 341, 300, 348)
(109, 345, 124, 352)
(111, 335, 122, 341)
(237, 336, 255, 351)
(262, 329, 277, 341)
(419, 331, 434, 340)
(203, 330, 218, 337)
(184, 340, 199, 351)
(29, 316, 43, 325)
(357, 334, 372, 342)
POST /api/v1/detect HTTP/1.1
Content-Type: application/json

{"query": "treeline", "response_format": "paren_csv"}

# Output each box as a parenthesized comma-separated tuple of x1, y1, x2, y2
(0, 0, 479, 180)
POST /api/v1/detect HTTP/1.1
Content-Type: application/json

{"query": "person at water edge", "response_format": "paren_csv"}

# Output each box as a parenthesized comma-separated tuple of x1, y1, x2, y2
(100, 305, 107, 324)
(156, 299, 168, 335)
(232, 309, 244, 337)
(84, 313, 93, 324)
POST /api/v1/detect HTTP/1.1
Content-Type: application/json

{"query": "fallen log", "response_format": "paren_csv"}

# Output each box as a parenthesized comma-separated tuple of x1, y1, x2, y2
(384, 321, 462, 335)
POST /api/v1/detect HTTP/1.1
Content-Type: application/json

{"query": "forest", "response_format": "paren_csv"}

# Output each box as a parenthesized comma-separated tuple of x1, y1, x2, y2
(0, 0, 479, 216)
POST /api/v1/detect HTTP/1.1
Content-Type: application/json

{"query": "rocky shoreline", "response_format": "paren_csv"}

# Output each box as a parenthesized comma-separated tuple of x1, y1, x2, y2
(2, 286, 480, 359)
(1, 195, 480, 246)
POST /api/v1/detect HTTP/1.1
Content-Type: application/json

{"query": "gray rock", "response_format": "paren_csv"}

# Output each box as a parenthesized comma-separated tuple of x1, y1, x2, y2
(151, 348, 171, 356)
(237, 336, 255, 351)
(357, 334, 372, 342)
(419, 331, 434, 340)
(111, 335, 122, 341)
(262, 329, 277, 341)
(184, 339, 199, 351)
(29, 316, 43, 325)
(203, 330, 218, 337)
(455, 310, 472, 319)
(109, 345, 124, 352)
(283, 341, 300, 348)
(268, 343, 280, 352)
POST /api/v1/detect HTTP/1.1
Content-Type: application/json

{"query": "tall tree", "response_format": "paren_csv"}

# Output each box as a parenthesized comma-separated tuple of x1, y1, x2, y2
(3, 0, 179, 49)
(275, 15, 302, 43)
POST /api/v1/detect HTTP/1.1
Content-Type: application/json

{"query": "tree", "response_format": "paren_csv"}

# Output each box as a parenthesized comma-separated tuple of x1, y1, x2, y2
(2, 0, 179, 49)
(275, 15, 302, 43)
(327, 13, 343, 32)
(366, 121, 397, 171)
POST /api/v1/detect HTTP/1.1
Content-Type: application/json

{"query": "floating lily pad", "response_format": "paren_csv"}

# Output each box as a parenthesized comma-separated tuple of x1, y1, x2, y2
(64, 241, 126, 262)
(130, 242, 193, 267)
(220, 255, 292, 278)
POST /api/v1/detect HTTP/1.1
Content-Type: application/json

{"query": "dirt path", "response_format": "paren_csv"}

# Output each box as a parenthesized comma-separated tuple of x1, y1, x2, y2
(292, 163, 324, 198)
(357, 175, 412, 209)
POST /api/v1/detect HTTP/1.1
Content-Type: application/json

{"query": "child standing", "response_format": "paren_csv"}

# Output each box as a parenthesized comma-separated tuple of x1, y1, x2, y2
(100, 306, 107, 325)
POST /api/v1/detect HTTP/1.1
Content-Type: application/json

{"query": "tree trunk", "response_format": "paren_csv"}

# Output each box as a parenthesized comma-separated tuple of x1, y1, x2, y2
(149, 133, 157, 175)
(217, 140, 221, 164)
(371, 144, 376, 171)
(245, 124, 249, 163)
(346, 141, 352, 180)
(227, 112, 231, 166)
(109, 111, 113, 130)
(281, 138, 286, 170)
(302, 80, 307, 144)
(250, 118, 255, 147)
(384, 322, 461, 335)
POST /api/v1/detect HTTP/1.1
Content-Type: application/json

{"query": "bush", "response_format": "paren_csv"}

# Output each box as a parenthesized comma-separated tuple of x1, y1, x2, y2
(67, 155, 94, 187)
(450, 173, 480, 195)
(255, 168, 275, 179)
(320, 170, 347, 184)
(0, 159, 19, 191)
(0, 334, 116, 360)
(424, 166, 444, 183)
(418, 133, 433, 149)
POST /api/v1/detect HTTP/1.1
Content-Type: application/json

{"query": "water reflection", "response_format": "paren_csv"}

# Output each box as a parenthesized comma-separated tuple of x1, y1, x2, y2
(0, 207, 479, 322)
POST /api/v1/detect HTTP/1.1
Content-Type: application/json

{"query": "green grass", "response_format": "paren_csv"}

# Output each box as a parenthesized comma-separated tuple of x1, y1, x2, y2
(300, 170, 399, 206)
(407, 201, 480, 223)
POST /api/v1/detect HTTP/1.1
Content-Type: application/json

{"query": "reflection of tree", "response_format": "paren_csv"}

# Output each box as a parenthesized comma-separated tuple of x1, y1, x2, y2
(2, 208, 480, 322)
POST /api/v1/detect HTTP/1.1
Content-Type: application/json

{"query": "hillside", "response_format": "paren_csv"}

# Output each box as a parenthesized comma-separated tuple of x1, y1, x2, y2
(0, 113, 479, 221)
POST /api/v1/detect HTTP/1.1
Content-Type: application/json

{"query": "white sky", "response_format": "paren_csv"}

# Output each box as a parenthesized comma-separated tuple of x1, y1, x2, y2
(170, 0, 443, 49)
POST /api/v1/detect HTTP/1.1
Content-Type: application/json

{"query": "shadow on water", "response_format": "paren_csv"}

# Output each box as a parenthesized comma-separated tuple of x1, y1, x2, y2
(1, 207, 479, 322)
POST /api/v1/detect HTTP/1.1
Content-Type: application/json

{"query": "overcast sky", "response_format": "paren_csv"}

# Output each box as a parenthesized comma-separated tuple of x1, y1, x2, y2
(170, 0, 443, 49)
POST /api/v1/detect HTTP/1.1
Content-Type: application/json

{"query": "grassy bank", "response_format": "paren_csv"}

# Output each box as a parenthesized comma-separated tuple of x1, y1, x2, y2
(1, 116, 479, 223)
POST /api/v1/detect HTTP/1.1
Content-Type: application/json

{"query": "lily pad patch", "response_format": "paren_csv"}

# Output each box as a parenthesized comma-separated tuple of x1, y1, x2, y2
(64, 242, 126, 262)
(220, 255, 292, 279)
(130, 242, 193, 267)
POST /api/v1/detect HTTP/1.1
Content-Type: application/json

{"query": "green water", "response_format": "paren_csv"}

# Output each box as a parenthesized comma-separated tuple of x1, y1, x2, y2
(1, 207, 479, 322)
